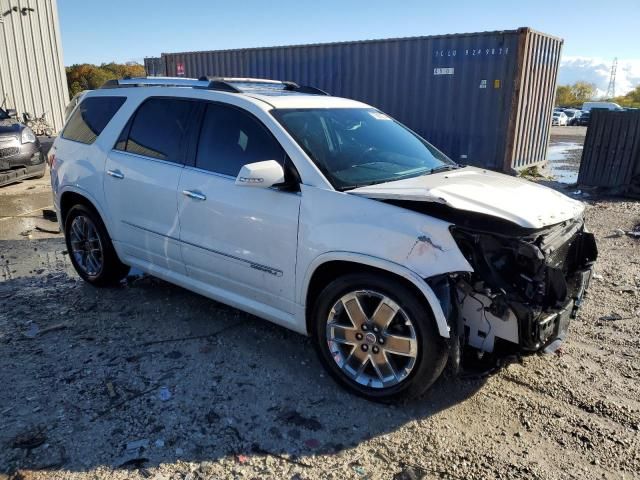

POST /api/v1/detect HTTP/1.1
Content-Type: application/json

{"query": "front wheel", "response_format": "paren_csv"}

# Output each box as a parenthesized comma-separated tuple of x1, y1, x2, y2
(312, 273, 448, 402)
(64, 204, 130, 286)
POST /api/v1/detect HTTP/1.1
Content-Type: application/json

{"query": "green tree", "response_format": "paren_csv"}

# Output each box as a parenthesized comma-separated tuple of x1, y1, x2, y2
(65, 62, 145, 98)
(555, 85, 574, 106)
(555, 81, 597, 107)
(572, 81, 596, 104)
(613, 85, 640, 108)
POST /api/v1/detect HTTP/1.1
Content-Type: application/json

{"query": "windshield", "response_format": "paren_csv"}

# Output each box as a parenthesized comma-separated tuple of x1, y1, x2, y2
(272, 108, 456, 190)
(0, 108, 9, 120)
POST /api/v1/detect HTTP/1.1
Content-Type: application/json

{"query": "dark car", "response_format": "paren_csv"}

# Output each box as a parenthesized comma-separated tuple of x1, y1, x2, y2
(576, 111, 590, 126)
(0, 107, 45, 187)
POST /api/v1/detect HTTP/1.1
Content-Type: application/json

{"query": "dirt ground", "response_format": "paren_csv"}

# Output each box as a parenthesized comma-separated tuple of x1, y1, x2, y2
(0, 133, 639, 480)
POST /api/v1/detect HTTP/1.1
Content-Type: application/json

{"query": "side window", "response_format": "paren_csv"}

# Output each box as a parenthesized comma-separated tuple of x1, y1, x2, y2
(196, 104, 285, 176)
(119, 98, 196, 163)
(62, 96, 126, 144)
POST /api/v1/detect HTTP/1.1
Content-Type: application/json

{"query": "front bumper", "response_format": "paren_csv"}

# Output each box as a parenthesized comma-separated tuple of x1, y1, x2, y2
(519, 267, 592, 351)
(0, 137, 44, 186)
(450, 222, 597, 354)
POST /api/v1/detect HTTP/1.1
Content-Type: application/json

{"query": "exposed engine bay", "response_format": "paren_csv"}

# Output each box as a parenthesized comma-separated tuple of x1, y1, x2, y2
(388, 200, 598, 356)
(449, 219, 597, 353)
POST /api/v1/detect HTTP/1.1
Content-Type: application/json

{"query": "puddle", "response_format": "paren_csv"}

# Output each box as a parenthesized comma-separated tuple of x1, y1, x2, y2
(547, 142, 582, 184)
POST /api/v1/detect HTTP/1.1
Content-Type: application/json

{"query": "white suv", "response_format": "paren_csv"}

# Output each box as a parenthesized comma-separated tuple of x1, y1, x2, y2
(50, 77, 597, 401)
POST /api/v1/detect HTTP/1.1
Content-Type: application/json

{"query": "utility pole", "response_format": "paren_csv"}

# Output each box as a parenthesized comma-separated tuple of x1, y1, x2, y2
(605, 58, 617, 99)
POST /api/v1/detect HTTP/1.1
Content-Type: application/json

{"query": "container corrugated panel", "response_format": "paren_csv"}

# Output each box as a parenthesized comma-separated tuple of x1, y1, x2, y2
(144, 56, 166, 77)
(161, 28, 562, 172)
(507, 31, 563, 169)
(578, 110, 640, 191)
(0, 0, 69, 132)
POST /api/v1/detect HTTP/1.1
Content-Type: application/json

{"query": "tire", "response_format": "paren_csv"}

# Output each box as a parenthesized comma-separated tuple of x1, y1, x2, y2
(312, 273, 448, 402)
(64, 204, 130, 286)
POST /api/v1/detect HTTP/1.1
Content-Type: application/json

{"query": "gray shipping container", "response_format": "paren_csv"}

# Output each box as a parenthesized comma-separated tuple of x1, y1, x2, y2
(161, 28, 562, 172)
(0, 0, 68, 133)
(144, 56, 165, 77)
(578, 110, 640, 195)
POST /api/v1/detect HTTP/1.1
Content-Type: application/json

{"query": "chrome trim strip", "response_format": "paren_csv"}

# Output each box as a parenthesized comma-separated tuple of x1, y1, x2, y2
(120, 220, 283, 277)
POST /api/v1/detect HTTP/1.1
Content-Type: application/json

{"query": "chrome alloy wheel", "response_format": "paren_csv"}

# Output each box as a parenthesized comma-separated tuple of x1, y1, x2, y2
(326, 290, 418, 389)
(69, 215, 104, 278)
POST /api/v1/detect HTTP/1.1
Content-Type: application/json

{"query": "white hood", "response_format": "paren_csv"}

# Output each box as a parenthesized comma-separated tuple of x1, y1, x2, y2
(348, 166, 584, 229)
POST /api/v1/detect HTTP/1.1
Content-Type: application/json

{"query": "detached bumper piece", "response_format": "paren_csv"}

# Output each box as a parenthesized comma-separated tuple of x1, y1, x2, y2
(449, 221, 598, 354)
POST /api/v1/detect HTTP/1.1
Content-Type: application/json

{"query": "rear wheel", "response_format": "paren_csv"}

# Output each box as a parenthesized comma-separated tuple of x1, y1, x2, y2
(64, 204, 129, 286)
(312, 273, 448, 402)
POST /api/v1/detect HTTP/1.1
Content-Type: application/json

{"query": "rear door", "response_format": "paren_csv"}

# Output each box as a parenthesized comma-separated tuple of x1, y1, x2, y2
(177, 102, 300, 314)
(104, 97, 198, 274)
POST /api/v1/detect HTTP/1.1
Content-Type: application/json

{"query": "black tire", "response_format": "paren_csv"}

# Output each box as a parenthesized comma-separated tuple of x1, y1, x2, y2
(64, 204, 129, 286)
(312, 273, 448, 402)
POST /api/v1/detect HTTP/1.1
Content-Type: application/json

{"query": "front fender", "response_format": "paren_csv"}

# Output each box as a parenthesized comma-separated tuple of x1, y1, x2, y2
(301, 251, 451, 338)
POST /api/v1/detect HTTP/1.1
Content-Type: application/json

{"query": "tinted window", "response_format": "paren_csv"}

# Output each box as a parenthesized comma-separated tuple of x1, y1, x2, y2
(122, 98, 196, 162)
(196, 104, 284, 176)
(62, 96, 126, 144)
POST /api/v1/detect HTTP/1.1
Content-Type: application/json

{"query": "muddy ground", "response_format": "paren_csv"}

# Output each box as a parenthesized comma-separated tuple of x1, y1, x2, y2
(0, 133, 638, 480)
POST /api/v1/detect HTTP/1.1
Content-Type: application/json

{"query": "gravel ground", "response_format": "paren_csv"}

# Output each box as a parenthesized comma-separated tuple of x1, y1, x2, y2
(1, 132, 639, 480)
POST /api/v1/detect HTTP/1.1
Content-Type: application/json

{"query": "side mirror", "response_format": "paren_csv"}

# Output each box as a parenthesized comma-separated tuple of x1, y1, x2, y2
(235, 160, 285, 188)
(7, 109, 17, 119)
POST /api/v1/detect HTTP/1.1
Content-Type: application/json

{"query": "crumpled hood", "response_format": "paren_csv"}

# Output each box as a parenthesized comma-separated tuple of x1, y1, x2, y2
(0, 118, 22, 138)
(348, 166, 584, 229)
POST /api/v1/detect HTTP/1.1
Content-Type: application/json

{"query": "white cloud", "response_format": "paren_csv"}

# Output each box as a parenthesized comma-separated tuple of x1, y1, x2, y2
(558, 56, 640, 98)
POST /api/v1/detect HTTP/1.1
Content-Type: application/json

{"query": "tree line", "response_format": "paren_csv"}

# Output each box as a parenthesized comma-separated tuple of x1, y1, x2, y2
(66, 62, 146, 98)
(556, 81, 640, 108)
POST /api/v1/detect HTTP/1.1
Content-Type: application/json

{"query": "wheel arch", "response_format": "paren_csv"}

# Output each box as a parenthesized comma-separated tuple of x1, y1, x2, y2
(59, 187, 112, 237)
(302, 253, 451, 339)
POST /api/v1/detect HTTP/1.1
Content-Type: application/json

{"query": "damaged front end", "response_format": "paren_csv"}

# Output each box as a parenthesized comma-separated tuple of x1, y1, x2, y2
(431, 217, 597, 357)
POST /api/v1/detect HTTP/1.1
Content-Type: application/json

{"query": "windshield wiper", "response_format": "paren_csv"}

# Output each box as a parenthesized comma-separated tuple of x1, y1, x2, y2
(429, 164, 460, 174)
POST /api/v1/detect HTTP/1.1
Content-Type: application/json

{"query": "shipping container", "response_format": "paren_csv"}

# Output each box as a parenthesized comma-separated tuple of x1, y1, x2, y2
(144, 56, 166, 77)
(160, 28, 562, 172)
(578, 110, 640, 196)
(0, 0, 68, 133)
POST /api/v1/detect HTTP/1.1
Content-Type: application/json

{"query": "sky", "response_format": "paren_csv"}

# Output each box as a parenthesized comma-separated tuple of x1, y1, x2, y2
(58, 0, 640, 95)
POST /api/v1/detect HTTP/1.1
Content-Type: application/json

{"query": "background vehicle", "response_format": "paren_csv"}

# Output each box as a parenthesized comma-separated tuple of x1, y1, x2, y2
(552, 111, 568, 126)
(49, 77, 596, 401)
(0, 107, 45, 187)
(581, 101, 623, 112)
(564, 109, 581, 125)
(577, 111, 591, 126)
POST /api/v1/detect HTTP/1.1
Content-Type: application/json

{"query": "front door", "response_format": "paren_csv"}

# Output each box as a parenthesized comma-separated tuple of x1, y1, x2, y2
(178, 102, 300, 314)
(104, 97, 198, 273)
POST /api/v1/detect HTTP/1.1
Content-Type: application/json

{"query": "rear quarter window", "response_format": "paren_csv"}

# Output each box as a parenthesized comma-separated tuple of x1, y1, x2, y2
(62, 96, 126, 144)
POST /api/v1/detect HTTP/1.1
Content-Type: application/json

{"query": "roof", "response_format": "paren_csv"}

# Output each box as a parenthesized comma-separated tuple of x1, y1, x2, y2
(98, 76, 371, 110)
(243, 92, 368, 109)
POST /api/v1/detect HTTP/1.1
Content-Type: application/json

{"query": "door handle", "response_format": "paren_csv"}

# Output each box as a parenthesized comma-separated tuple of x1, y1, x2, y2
(182, 190, 206, 201)
(107, 169, 124, 179)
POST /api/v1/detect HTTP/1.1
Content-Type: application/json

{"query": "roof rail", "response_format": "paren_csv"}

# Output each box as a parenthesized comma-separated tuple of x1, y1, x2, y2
(100, 76, 328, 95)
(100, 77, 211, 89)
